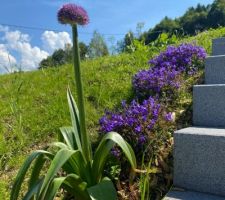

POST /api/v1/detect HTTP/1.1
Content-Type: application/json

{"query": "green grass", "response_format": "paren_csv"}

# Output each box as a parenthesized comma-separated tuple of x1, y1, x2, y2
(0, 53, 150, 199)
(1, 27, 225, 199)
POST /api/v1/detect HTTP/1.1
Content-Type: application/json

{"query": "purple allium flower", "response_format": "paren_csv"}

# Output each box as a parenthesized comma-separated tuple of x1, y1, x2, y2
(57, 4, 89, 25)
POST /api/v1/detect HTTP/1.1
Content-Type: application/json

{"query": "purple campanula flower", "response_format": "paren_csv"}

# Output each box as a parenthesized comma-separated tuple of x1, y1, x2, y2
(135, 126, 141, 133)
(111, 148, 120, 157)
(165, 112, 176, 122)
(57, 3, 89, 26)
(164, 112, 173, 121)
(99, 97, 164, 153)
(138, 135, 147, 144)
(121, 100, 126, 108)
(132, 43, 207, 98)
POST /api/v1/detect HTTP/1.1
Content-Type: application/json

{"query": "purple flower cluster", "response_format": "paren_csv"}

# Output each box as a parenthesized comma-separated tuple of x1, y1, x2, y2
(57, 4, 89, 26)
(133, 65, 181, 96)
(149, 43, 206, 74)
(132, 43, 207, 97)
(99, 43, 206, 159)
(99, 98, 172, 149)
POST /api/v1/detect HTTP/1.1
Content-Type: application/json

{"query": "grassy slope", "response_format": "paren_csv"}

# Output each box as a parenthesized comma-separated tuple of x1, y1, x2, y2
(0, 53, 150, 198)
(1, 27, 225, 199)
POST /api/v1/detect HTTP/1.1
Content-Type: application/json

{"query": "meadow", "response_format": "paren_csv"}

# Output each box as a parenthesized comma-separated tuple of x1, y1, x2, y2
(1, 27, 225, 199)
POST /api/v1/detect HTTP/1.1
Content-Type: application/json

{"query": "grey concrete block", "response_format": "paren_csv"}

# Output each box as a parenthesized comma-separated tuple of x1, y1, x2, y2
(164, 189, 225, 200)
(205, 55, 225, 84)
(212, 37, 225, 56)
(174, 127, 225, 196)
(193, 84, 225, 127)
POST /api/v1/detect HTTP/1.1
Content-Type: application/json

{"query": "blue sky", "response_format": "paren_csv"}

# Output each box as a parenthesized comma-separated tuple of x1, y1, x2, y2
(0, 0, 214, 73)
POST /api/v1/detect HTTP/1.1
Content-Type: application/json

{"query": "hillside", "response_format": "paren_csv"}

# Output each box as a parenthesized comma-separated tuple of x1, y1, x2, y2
(1, 27, 225, 199)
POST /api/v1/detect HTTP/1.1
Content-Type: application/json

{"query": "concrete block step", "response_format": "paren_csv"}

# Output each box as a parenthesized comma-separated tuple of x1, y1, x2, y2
(205, 55, 225, 84)
(212, 37, 225, 56)
(193, 84, 225, 127)
(164, 189, 225, 200)
(173, 127, 225, 196)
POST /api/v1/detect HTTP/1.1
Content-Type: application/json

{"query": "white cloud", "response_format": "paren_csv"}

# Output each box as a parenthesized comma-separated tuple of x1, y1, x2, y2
(0, 44, 17, 74)
(2, 29, 49, 71)
(4, 30, 30, 47)
(41, 31, 71, 53)
(0, 26, 71, 73)
(18, 43, 49, 71)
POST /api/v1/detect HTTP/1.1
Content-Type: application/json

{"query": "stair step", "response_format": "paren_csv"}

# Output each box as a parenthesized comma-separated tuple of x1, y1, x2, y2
(193, 84, 225, 127)
(205, 55, 225, 84)
(212, 38, 225, 55)
(174, 127, 225, 196)
(164, 189, 225, 200)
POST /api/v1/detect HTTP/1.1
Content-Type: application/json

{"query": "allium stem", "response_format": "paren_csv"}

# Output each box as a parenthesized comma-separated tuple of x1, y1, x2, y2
(72, 24, 92, 162)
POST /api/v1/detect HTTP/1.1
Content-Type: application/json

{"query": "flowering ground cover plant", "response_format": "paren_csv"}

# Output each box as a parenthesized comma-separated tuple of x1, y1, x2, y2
(99, 42, 207, 199)
(100, 98, 173, 158)
(10, 3, 137, 200)
(132, 43, 207, 99)
(99, 98, 174, 199)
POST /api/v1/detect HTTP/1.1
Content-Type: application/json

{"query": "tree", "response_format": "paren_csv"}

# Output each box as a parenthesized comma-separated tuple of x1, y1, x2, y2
(145, 17, 180, 44)
(88, 31, 109, 58)
(51, 48, 67, 66)
(180, 4, 209, 35)
(39, 49, 66, 69)
(63, 42, 89, 61)
(107, 36, 117, 55)
(118, 31, 135, 53)
(79, 42, 88, 60)
(207, 0, 225, 28)
(139, 2, 222, 44)
(39, 42, 88, 69)
(39, 56, 53, 69)
(136, 22, 145, 39)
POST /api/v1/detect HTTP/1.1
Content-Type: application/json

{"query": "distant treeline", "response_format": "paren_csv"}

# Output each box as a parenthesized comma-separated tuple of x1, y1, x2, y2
(39, 31, 109, 69)
(139, 0, 225, 44)
(39, 0, 225, 68)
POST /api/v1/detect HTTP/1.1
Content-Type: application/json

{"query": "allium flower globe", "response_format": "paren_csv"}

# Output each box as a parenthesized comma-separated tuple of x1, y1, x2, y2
(57, 3, 89, 25)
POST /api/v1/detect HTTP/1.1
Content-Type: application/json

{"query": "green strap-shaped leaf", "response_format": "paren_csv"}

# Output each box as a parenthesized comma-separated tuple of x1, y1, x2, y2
(92, 140, 114, 183)
(87, 177, 117, 200)
(67, 88, 82, 151)
(10, 150, 52, 200)
(38, 149, 80, 199)
(61, 174, 91, 200)
(43, 174, 91, 200)
(59, 126, 78, 150)
(43, 177, 65, 200)
(50, 141, 70, 149)
(92, 132, 137, 183)
(62, 149, 86, 175)
(28, 152, 53, 192)
(24, 178, 43, 200)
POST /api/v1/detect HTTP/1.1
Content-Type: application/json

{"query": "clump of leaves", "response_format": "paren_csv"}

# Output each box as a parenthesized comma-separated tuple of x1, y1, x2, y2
(10, 89, 137, 200)
(11, 3, 137, 200)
